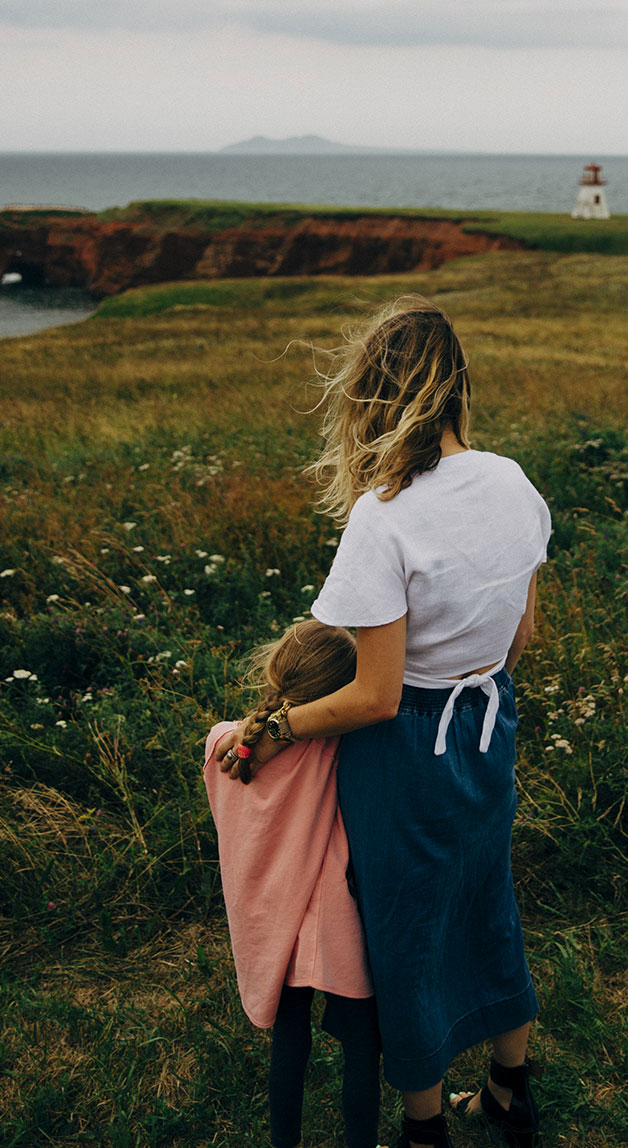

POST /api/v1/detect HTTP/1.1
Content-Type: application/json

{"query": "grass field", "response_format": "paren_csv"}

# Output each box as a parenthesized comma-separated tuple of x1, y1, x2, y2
(0, 248, 626, 1147)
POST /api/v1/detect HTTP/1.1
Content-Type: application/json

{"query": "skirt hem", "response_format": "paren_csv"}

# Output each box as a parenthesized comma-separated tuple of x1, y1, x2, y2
(381, 979, 539, 1091)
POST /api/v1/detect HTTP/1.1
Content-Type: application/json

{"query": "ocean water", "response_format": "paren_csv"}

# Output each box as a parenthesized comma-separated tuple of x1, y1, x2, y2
(0, 282, 96, 340)
(1, 151, 625, 338)
(1, 151, 626, 215)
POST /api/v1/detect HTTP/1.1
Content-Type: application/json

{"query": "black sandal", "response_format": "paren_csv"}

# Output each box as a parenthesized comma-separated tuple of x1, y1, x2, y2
(452, 1055, 540, 1148)
(395, 1111, 452, 1147)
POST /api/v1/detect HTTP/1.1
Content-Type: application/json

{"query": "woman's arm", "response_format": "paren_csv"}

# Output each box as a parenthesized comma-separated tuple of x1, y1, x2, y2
(505, 572, 537, 675)
(218, 616, 407, 777)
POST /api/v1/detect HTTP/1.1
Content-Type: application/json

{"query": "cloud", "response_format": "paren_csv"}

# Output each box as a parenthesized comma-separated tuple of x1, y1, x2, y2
(231, 2, 628, 51)
(1, 0, 626, 50)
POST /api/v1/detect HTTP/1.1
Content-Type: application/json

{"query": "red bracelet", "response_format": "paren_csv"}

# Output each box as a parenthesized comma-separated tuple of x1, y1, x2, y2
(236, 744, 252, 759)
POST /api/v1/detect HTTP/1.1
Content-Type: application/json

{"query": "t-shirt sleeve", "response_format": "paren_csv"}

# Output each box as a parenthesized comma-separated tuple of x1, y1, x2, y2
(519, 465, 552, 570)
(536, 498, 552, 567)
(311, 491, 408, 628)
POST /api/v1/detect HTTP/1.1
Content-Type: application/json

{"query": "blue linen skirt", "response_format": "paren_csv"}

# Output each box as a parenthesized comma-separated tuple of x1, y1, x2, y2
(337, 668, 538, 1091)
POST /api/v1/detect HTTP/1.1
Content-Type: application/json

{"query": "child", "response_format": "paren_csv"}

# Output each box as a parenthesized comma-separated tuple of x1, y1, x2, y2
(203, 619, 383, 1148)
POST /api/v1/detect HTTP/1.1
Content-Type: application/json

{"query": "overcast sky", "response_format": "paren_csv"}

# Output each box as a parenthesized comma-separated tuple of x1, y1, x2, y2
(1, 0, 626, 153)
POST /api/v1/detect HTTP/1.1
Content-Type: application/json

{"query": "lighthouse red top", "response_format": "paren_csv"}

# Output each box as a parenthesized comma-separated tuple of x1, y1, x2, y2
(579, 163, 607, 186)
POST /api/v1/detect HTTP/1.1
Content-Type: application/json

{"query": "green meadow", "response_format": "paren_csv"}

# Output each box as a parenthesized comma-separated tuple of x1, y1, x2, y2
(0, 246, 626, 1146)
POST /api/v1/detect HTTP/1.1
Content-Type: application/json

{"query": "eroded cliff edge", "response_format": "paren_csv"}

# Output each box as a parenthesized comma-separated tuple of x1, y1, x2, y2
(0, 207, 525, 297)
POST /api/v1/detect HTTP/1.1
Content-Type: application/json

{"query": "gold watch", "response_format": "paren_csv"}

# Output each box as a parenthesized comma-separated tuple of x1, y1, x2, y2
(266, 700, 297, 742)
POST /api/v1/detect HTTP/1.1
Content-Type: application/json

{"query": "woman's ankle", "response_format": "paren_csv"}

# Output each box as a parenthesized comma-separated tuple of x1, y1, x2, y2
(487, 1075, 513, 1111)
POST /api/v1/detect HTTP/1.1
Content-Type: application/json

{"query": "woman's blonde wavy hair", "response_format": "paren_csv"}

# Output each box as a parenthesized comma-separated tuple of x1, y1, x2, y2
(237, 619, 356, 782)
(308, 295, 471, 522)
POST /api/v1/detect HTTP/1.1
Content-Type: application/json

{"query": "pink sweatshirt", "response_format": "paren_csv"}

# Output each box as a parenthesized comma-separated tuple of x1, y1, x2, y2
(204, 722, 373, 1028)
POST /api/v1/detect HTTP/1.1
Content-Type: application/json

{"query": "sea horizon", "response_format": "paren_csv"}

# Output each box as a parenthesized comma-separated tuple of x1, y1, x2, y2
(2, 147, 627, 156)
(1, 151, 627, 216)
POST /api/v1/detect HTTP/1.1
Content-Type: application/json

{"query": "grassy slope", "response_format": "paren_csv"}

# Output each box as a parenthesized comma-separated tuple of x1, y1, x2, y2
(0, 250, 626, 1147)
(98, 198, 628, 255)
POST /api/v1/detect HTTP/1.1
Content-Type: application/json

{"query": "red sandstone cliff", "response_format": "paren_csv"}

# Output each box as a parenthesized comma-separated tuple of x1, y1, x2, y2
(0, 210, 524, 297)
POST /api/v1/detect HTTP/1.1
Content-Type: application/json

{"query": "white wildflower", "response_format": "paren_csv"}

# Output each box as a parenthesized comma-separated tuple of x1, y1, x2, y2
(554, 738, 573, 754)
(204, 563, 218, 575)
(175, 659, 187, 668)
(122, 521, 137, 531)
(119, 585, 131, 594)
(52, 556, 66, 565)
(155, 650, 172, 662)
(195, 550, 208, 558)
(141, 574, 157, 583)
(259, 590, 271, 598)
(577, 694, 596, 719)
(155, 554, 171, 564)
(301, 584, 315, 593)
(13, 669, 33, 680)
(55, 720, 67, 729)
(100, 548, 110, 555)
(209, 554, 225, 563)
(0, 569, 16, 578)
(81, 692, 93, 702)
(544, 684, 560, 695)
(138, 463, 150, 471)
(132, 545, 145, 553)
(30, 723, 44, 730)
(183, 588, 195, 596)
(46, 594, 60, 603)
(265, 568, 280, 577)
(325, 538, 339, 548)
(133, 613, 146, 621)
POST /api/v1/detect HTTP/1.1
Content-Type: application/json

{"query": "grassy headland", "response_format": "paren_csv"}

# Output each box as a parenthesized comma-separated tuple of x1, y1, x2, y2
(99, 198, 628, 255)
(0, 249, 626, 1146)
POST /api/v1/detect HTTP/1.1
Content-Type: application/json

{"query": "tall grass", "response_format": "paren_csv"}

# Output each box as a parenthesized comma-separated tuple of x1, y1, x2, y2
(0, 250, 626, 1146)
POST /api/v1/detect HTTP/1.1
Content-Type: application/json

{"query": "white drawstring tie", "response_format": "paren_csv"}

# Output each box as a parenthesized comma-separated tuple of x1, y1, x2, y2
(433, 661, 505, 757)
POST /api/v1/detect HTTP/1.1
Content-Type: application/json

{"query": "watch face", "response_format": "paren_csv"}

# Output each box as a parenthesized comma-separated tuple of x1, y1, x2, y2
(267, 718, 281, 740)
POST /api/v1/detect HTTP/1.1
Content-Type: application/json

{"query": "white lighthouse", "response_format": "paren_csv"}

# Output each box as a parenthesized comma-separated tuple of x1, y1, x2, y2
(571, 163, 610, 219)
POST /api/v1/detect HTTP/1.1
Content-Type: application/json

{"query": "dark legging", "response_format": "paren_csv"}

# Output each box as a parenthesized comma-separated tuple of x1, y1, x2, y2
(269, 985, 381, 1148)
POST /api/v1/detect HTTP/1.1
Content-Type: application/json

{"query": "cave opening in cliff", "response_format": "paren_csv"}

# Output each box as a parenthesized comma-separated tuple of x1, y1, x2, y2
(1, 256, 47, 287)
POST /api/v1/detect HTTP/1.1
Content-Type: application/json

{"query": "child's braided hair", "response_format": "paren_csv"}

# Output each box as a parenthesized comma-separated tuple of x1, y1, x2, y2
(237, 619, 357, 780)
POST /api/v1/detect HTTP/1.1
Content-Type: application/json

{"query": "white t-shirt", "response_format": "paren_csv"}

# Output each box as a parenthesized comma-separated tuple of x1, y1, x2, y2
(311, 450, 551, 685)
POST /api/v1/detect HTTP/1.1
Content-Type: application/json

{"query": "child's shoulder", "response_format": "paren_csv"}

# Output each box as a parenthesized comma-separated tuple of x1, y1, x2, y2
(204, 720, 240, 766)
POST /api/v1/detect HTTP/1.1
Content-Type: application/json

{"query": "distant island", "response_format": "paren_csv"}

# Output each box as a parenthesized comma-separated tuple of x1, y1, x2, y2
(218, 134, 419, 156)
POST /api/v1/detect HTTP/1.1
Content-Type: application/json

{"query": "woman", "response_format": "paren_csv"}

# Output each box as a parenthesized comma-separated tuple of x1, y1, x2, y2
(219, 296, 550, 1148)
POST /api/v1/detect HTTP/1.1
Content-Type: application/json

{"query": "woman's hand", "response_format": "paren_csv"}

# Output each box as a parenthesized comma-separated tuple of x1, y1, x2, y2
(216, 724, 284, 783)
(216, 615, 407, 780)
